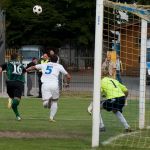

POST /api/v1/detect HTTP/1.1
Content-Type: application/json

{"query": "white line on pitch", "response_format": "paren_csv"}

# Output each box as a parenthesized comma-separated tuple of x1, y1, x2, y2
(23, 117, 91, 121)
(101, 131, 139, 145)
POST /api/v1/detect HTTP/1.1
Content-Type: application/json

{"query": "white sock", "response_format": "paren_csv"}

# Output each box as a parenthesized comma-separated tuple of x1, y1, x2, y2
(100, 113, 105, 128)
(50, 101, 58, 120)
(115, 111, 130, 129)
(88, 101, 93, 112)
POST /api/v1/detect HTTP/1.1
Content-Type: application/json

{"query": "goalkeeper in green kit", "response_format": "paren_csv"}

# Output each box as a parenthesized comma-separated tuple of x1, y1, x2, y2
(88, 67, 131, 132)
(0, 53, 26, 121)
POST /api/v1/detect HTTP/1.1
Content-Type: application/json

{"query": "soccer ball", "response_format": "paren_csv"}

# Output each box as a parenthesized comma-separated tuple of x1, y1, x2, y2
(33, 5, 42, 15)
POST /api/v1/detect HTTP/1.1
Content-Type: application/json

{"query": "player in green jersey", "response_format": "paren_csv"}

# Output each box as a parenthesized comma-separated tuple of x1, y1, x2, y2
(0, 53, 26, 121)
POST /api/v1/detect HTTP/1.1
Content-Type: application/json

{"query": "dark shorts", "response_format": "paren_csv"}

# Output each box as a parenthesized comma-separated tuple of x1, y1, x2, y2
(101, 96, 126, 113)
(6, 81, 24, 99)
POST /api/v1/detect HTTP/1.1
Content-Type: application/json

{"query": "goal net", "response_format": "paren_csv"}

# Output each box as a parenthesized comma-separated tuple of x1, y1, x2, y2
(97, 0, 150, 148)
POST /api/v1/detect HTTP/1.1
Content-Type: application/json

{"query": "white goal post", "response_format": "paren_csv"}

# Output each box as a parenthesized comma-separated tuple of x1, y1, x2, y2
(92, 0, 150, 147)
(92, 0, 104, 147)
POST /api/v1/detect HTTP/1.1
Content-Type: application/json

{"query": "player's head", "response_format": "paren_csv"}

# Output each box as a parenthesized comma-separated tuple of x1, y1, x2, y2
(50, 54, 58, 63)
(11, 53, 18, 60)
(42, 53, 49, 60)
(32, 57, 37, 64)
(49, 50, 55, 56)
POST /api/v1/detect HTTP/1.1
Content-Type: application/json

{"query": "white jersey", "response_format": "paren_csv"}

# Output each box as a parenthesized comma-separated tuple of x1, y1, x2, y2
(35, 62, 68, 86)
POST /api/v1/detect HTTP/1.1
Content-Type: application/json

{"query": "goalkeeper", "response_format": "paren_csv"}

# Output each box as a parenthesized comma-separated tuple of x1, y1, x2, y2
(100, 68, 131, 132)
(89, 68, 131, 132)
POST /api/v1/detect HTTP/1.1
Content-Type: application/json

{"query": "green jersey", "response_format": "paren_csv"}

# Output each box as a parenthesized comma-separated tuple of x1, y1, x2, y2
(1, 61, 25, 83)
(101, 77, 128, 99)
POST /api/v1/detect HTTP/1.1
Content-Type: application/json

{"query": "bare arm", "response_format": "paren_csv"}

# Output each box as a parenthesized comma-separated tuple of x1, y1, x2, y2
(0, 67, 2, 73)
(64, 73, 71, 87)
(120, 61, 123, 73)
(26, 66, 36, 72)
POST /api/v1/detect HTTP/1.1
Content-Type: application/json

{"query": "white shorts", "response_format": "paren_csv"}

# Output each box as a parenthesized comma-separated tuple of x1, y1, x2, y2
(41, 83, 59, 100)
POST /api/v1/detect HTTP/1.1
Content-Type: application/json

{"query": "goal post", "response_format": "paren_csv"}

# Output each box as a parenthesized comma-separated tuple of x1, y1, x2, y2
(92, 0, 104, 147)
(139, 19, 147, 129)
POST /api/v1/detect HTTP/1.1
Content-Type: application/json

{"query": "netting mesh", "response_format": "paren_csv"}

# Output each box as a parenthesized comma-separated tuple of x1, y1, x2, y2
(101, 1, 150, 148)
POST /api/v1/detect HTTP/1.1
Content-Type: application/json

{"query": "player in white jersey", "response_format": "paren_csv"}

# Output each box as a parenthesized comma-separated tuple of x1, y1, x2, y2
(26, 54, 71, 122)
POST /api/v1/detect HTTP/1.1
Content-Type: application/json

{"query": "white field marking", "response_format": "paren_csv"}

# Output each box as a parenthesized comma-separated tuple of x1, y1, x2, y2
(102, 126, 150, 145)
(22, 117, 91, 121)
(101, 131, 139, 145)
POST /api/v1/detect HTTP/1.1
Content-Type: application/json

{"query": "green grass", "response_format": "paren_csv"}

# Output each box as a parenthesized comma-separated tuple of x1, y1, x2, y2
(0, 96, 149, 150)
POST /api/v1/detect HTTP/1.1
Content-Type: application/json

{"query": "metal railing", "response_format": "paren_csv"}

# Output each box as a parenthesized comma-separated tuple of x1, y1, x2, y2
(0, 70, 94, 97)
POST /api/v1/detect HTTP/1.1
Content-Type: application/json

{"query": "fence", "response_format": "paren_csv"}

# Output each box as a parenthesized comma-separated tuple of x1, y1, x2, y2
(0, 70, 94, 97)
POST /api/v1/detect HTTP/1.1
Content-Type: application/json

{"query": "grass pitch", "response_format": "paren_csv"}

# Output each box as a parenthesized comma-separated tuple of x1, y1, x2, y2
(0, 96, 149, 150)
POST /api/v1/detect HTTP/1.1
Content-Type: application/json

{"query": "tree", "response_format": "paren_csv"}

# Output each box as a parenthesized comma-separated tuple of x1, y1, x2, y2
(2, 0, 96, 50)
(0, 0, 149, 49)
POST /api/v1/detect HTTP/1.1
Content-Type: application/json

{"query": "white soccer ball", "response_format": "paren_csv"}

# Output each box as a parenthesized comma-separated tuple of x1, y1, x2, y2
(33, 5, 42, 15)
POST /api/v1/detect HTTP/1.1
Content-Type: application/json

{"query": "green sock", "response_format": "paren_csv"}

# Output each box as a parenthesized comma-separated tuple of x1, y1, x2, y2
(12, 99, 20, 117)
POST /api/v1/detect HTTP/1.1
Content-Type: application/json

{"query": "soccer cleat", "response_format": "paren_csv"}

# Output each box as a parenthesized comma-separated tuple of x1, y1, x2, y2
(124, 128, 132, 133)
(100, 127, 106, 132)
(16, 116, 22, 121)
(49, 118, 56, 122)
(49, 117, 56, 122)
(8, 98, 12, 109)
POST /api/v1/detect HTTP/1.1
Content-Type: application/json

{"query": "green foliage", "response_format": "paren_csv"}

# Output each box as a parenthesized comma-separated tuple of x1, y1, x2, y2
(137, 0, 150, 5)
(1, 0, 95, 49)
(1, 0, 149, 48)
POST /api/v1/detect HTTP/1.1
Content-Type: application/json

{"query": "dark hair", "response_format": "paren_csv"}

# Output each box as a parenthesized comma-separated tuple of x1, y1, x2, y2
(11, 53, 18, 60)
(50, 54, 58, 63)
(32, 57, 37, 61)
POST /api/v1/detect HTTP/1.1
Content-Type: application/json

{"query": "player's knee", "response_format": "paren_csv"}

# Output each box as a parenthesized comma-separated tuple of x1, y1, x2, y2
(52, 98, 58, 102)
(51, 101, 58, 108)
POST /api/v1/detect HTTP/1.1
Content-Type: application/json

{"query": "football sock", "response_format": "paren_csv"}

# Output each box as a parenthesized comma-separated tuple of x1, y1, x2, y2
(50, 101, 58, 120)
(12, 98, 20, 117)
(100, 114, 105, 128)
(115, 111, 130, 129)
(88, 101, 93, 112)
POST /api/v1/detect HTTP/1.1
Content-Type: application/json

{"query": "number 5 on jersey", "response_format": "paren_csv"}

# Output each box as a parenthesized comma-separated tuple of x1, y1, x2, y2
(45, 66, 53, 74)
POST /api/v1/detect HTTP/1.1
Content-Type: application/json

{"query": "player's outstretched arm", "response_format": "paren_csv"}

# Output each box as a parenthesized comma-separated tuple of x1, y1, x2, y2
(26, 66, 36, 72)
(64, 73, 71, 87)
